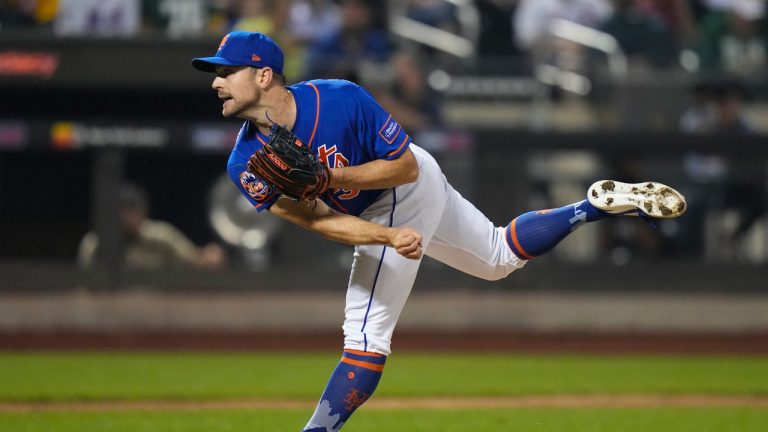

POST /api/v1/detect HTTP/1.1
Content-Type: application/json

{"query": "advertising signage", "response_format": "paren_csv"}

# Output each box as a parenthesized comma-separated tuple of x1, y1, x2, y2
(0, 37, 213, 89)
(0, 120, 241, 153)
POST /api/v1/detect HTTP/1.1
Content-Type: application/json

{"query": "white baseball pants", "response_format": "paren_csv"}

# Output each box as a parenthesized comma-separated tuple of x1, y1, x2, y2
(343, 144, 527, 355)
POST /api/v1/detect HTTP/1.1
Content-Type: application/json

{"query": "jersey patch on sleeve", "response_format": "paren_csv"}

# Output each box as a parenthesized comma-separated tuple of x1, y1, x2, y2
(378, 115, 402, 144)
(240, 170, 273, 202)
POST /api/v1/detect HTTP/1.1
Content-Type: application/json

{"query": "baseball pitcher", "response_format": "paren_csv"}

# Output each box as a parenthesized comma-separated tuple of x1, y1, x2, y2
(192, 32, 686, 432)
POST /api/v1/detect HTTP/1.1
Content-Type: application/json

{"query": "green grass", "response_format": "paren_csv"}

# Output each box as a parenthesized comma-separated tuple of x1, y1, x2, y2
(1, 352, 767, 431)
(1, 408, 767, 432)
(1, 352, 767, 401)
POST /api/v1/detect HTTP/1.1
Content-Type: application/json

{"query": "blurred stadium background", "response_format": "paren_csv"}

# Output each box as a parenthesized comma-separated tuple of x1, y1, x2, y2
(0, 0, 767, 352)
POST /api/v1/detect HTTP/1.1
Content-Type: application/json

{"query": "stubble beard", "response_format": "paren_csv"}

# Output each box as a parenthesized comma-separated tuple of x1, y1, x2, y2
(224, 92, 260, 120)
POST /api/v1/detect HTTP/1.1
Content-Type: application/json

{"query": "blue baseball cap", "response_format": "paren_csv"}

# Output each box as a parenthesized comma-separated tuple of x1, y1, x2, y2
(192, 31, 284, 74)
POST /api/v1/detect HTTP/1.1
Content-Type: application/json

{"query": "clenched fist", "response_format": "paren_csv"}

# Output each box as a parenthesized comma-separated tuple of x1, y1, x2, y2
(388, 227, 423, 260)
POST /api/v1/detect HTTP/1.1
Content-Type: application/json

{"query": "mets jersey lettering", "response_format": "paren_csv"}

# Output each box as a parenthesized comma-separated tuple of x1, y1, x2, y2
(227, 79, 411, 215)
(317, 144, 359, 200)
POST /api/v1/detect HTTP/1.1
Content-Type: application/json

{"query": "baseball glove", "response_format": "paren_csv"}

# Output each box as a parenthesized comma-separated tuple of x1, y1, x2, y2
(247, 124, 332, 201)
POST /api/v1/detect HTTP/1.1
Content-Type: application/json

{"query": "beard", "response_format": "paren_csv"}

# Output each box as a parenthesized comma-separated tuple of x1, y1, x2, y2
(222, 92, 260, 119)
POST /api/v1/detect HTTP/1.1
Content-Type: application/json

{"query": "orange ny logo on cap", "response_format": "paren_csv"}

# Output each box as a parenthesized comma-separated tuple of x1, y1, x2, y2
(252, 54, 261, 62)
(218, 34, 230, 50)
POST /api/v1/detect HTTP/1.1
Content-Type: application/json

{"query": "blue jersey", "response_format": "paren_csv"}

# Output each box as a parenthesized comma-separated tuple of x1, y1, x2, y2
(228, 79, 412, 216)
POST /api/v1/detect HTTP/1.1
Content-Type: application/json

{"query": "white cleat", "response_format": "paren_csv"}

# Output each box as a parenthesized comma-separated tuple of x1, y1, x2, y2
(587, 180, 687, 218)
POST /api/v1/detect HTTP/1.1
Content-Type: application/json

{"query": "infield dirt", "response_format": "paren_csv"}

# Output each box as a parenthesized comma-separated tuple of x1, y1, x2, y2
(2, 395, 768, 413)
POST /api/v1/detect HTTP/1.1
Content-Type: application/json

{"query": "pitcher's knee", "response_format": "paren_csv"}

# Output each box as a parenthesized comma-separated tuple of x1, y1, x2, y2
(480, 261, 526, 281)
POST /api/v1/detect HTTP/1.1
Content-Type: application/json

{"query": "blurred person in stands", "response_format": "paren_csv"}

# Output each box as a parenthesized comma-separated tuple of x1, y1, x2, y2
(286, 0, 341, 44)
(679, 79, 765, 261)
(368, 51, 442, 133)
(513, 0, 614, 52)
(227, 0, 308, 77)
(404, 0, 458, 33)
(632, 0, 696, 43)
(696, 0, 768, 76)
(599, 0, 678, 68)
(229, 0, 288, 33)
(284, 0, 341, 79)
(679, 79, 718, 134)
(681, 79, 757, 134)
(303, 0, 392, 81)
(142, 0, 212, 38)
(286, 0, 340, 43)
(513, 0, 614, 85)
(475, 0, 523, 61)
(55, 0, 140, 37)
(78, 183, 226, 270)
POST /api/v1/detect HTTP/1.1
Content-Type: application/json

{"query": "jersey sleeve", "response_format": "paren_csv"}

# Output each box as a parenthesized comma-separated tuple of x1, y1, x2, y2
(227, 150, 280, 212)
(354, 85, 412, 160)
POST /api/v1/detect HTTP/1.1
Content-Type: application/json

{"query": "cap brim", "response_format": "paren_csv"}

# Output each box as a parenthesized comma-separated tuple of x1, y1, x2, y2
(191, 56, 244, 72)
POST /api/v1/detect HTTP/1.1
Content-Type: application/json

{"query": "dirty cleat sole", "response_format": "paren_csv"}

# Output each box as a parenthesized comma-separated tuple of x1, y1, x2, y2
(587, 180, 687, 218)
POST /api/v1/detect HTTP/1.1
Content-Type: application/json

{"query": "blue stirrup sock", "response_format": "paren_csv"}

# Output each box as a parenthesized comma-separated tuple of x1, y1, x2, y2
(302, 349, 386, 432)
(505, 199, 607, 259)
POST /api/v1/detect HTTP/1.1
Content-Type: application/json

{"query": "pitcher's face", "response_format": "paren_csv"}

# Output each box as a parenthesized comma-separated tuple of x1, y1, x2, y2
(211, 66, 262, 118)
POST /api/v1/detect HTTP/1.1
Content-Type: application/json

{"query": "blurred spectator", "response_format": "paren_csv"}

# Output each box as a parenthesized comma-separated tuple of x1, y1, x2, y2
(283, 0, 341, 80)
(229, 0, 288, 33)
(711, 80, 758, 134)
(285, 0, 340, 44)
(679, 78, 765, 261)
(404, 0, 457, 32)
(599, 0, 678, 67)
(513, 0, 614, 51)
(680, 79, 757, 134)
(699, 0, 753, 13)
(513, 0, 614, 82)
(641, 0, 696, 42)
(303, 0, 392, 81)
(695, 0, 768, 76)
(35, 0, 57, 26)
(142, 0, 210, 38)
(369, 51, 442, 132)
(476, 0, 522, 59)
(78, 183, 226, 270)
(54, 0, 141, 37)
(398, 0, 465, 64)
(225, 0, 306, 77)
(679, 79, 718, 134)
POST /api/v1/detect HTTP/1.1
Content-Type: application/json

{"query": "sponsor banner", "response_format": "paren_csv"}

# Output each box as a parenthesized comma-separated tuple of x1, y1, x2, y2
(50, 122, 169, 150)
(0, 51, 59, 79)
(0, 38, 211, 89)
(0, 121, 29, 150)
